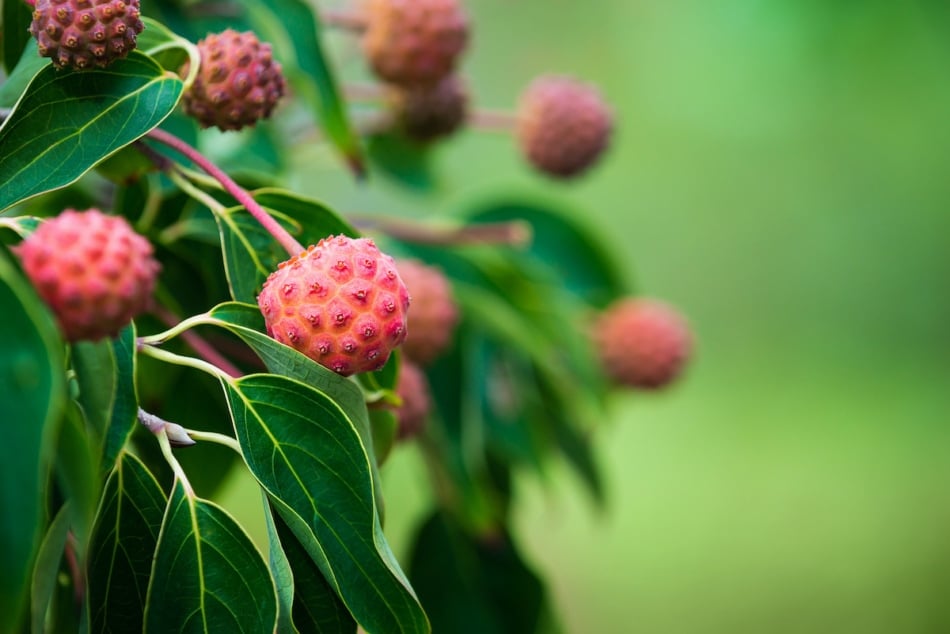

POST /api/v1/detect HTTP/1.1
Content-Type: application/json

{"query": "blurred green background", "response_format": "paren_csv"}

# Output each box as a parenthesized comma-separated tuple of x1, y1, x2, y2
(220, 0, 950, 632)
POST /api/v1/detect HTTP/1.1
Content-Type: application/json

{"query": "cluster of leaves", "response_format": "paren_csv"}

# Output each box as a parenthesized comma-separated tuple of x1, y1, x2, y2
(0, 1, 630, 632)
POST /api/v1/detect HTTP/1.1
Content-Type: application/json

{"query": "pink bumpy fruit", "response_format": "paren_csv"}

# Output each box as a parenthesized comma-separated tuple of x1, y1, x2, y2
(396, 258, 459, 365)
(395, 360, 432, 441)
(16, 209, 160, 342)
(363, 0, 469, 88)
(388, 74, 468, 143)
(516, 75, 613, 179)
(257, 235, 411, 376)
(593, 298, 692, 389)
(182, 29, 287, 131)
(30, 0, 145, 70)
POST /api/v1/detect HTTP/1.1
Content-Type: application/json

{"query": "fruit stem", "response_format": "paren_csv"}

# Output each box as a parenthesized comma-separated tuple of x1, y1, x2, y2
(151, 304, 243, 379)
(145, 128, 305, 257)
(320, 8, 367, 33)
(343, 82, 386, 104)
(138, 342, 234, 384)
(468, 109, 519, 133)
(353, 216, 533, 247)
(185, 429, 243, 455)
(154, 418, 196, 498)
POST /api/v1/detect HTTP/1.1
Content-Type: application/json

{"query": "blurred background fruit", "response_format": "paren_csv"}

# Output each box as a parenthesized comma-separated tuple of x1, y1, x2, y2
(216, 1, 950, 632)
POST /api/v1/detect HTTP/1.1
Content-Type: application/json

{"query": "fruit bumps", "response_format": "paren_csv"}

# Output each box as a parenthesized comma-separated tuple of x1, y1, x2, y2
(396, 259, 459, 365)
(593, 298, 692, 389)
(516, 75, 613, 179)
(388, 75, 468, 143)
(363, 0, 469, 88)
(257, 235, 410, 376)
(16, 209, 160, 342)
(182, 29, 287, 131)
(30, 0, 145, 70)
(395, 361, 432, 441)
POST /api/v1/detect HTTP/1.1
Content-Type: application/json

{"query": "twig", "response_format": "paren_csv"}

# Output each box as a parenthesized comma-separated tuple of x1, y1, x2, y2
(353, 216, 533, 247)
(151, 304, 243, 378)
(320, 8, 367, 32)
(145, 128, 305, 257)
(467, 109, 519, 133)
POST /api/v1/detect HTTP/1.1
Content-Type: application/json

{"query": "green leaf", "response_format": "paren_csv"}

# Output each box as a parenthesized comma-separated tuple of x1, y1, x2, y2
(0, 42, 49, 108)
(366, 132, 437, 192)
(0, 214, 42, 239)
(216, 189, 356, 303)
(136, 17, 200, 78)
(466, 199, 630, 308)
(223, 373, 429, 633)
(56, 402, 101, 555)
(0, 51, 183, 213)
(265, 501, 357, 634)
(86, 453, 166, 634)
(30, 503, 72, 634)
(0, 249, 65, 632)
(145, 479, 278, 633)
(72, 339, 119, 437)
(408, 510, 554, 634)
(201, 302, 386, 513)
(2, 0, 34, 75)
(243, 0, 366, 176)
(100, 325, 139, 477)
(263, 498, 299, 634)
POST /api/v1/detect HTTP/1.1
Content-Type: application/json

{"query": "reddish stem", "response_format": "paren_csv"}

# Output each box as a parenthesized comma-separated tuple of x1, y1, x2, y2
(152, 305, 243, 378)
(64, 532, 84, 608)
(321, 8, 368, 32)
(145, 128, 305, 257)
(354, 216, 532, 247)
(468, 109, 519, 133)
(343, 81, 386, 103)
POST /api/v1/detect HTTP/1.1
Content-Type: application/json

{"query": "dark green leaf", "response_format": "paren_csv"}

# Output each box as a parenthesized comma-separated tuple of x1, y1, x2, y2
(30, 503, 72, 634)
(202, 302, 385, 512)
(56, 402, 101, 554)
(223, 373, 429, 633)
(100, 325, 139, 478)
(145, 479, 278, 633)
(0, 214, 42, 239)
(466, 199, 630, 308)
(0, 42, 49, 108)
(0, 250, 65, 632)
(72, 339, 119, 437)
(369, 408, 398, 467)
(366, 132, 437, 191)
(86, 452, 166, 634)
(422, 326, 499, 531)
(243, 0, 366, 176)
(216, 189, 355, 303)
(2, 0, 34, 75)
(409, 510, 553, 634)
(0, 51, 183, 212)
(263, 498, 299, 634)
(136, 17, 199, 76)
(265, 501, 357, 634)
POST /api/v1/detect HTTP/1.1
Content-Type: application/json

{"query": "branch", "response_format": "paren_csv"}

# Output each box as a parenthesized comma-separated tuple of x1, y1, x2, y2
(145, 128, 305, 257)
